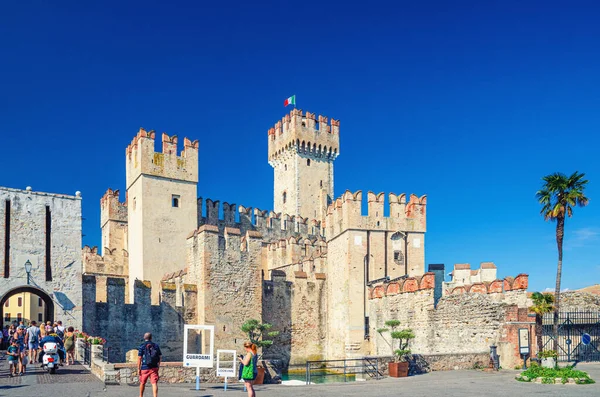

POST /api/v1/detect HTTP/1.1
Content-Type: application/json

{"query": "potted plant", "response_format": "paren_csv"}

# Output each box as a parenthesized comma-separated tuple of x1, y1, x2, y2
(241, 319, 280, 385)
(377, 320, 415, 378)
(539, 350, 558, 369)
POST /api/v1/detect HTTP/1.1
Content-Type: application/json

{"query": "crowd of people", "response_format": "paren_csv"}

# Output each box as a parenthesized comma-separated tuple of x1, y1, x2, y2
(1, 319, 77, 377)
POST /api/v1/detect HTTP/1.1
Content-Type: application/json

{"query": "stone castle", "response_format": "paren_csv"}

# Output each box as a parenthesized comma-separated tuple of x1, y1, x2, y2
(84, 108, 429, 363)
(2, 108, 598, 374)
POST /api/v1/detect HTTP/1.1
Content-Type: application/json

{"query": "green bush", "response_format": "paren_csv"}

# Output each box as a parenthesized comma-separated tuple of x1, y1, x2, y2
(517, 365, 595, 385)
(538, 350, 558, 359)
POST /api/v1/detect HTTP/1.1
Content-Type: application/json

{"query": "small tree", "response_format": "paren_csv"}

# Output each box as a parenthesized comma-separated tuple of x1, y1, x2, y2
(377, 320, 415, 362)
(241, 319, 280, 355)
(529, 292, 554, 355)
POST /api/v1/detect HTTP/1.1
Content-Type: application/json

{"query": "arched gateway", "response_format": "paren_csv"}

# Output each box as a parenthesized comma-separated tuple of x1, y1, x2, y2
(0, 285, 55, 324)
(0, 186, 83, 329)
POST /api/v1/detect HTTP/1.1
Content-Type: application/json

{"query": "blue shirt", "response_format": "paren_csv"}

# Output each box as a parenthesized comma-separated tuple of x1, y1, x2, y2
(138, 341, 162, 370)
(41, 335, 64, 348)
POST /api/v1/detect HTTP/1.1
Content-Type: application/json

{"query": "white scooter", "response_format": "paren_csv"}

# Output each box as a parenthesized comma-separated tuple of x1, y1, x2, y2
(42, 342, 61, 374)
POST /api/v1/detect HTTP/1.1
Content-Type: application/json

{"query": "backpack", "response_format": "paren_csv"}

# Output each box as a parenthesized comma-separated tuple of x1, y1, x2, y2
(55, 328, 64, 339)
(28, 328, 39, 343)
(143, 342, 160, 367)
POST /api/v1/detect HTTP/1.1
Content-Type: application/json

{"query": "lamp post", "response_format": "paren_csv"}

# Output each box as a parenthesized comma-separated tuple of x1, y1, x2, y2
(24, 260, 32, 285)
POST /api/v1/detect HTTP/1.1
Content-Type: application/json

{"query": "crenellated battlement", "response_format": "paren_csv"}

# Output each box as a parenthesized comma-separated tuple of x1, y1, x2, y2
(268, 109, 340, 164)
(325, 190, 427, 238)
(125, 128, 199, 188)
(100, 188, 127, 228)
(197, 197, 324, 240)
(265, 235, 327, 275)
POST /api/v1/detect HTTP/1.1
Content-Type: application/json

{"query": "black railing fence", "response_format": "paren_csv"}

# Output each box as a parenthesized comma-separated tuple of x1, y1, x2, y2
(304, 356, 389, 384)
(542, 311, 600, 362)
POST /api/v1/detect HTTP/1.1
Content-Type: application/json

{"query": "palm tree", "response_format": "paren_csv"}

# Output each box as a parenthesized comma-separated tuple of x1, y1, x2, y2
(529, 292, 554, 355)
(536, 171, 589, 351)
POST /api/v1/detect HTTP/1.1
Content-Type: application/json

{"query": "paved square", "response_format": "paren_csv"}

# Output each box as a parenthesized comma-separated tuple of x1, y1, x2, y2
(1, 356, 599, 397)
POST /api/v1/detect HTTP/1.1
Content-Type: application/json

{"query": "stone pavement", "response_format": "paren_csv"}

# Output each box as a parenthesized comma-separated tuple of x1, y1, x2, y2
(1, 354, 600, 397)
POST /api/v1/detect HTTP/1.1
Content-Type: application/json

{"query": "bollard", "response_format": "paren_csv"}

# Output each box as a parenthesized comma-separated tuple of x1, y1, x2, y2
(489, 346, 500, 371)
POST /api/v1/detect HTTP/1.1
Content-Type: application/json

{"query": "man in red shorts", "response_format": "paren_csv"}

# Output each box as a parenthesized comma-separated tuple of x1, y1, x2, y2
(137, 332, 162, 397)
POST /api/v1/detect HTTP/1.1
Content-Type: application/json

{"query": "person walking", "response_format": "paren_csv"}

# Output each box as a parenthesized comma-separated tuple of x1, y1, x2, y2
(238, 342, 258, 397)
(137, 332, 162, 397)
(7, 340, 20, 377)
(25, 321, 41, 365)
(63, 326, 76, 365)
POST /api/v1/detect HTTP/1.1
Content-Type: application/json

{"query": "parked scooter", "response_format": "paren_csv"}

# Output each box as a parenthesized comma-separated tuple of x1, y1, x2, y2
(42, 342, 61, 374)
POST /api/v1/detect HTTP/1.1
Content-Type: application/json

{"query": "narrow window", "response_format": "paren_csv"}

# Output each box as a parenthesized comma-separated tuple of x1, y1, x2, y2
(17, 297, 22, 307)
(172, 195, 180, 208)
(282, 192, 287, 204)
(45, 206, 52, 281)
(17, 313, 22, 321)
(307, 159, 311, 166)
(38, 297, 42, 307)
(4, 301, 8, 307)
(284, 164, 287, 171)
(4, 200, 10, 278)
(38, 313, 43, 322)
(320, 180, 323, 188)
(4, 312, 9, 321)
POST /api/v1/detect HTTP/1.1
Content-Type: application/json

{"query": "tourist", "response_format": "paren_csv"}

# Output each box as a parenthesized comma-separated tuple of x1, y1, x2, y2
(26, 321, 41, 364)
(137, 332, 162, 397)
(63, 326, 76, 365)
(38, 333, 65, 364)
(55, 320, 65, 339)
(45, 321, 53, 334)
(2, 326, 9, 350)
(14, 326, 26, 374)
(238, 342, 258, 397)
(7, 340, 20, 377)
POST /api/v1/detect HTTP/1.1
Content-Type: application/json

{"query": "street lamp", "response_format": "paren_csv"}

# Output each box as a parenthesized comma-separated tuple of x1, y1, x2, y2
(24, 260, 32, 285)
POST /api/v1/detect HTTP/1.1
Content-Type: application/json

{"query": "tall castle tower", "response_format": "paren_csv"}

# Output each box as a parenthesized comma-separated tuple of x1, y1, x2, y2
(268, 109, 340, 220)
(125, 129, 199, 302)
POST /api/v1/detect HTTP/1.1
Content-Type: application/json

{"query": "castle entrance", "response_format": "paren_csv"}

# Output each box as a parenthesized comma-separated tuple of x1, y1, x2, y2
(0, 286, 55, 327)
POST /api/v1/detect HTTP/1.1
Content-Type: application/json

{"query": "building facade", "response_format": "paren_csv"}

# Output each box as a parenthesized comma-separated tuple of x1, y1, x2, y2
(0, 186, 83, 329)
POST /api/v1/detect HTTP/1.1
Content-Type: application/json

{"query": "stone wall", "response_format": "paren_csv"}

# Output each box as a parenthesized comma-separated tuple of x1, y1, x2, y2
(0, 186, 83, 329)
(369, 273, 530, 370)
(184, 225, 262, 354)
(262, 270, 327, 366)
(82, 275, 196, 362)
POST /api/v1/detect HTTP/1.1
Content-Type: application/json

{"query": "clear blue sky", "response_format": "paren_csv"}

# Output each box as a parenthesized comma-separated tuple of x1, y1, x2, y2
(1, 1, 598, 292)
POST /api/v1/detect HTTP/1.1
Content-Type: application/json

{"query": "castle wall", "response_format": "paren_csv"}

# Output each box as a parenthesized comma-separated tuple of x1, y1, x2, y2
(0, 187, 83, 329)
(82, 276, 197, 362)
(368, 274, 530, 369)
(263, 269, 327, 366)
(185, 226, 262, 353)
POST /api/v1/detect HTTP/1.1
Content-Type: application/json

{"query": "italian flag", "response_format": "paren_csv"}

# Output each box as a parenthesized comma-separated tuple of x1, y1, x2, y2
(284, 95, 296, 107)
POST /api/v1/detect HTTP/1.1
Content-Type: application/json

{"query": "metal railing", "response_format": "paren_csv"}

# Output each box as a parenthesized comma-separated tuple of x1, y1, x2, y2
(102, 345, 110, 364)
(304, 356, 387, 384)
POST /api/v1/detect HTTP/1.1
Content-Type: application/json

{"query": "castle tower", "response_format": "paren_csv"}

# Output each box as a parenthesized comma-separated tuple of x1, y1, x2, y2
(100, 188, 128, 258)
(125, 129, 199, 303)
(268, 109, 340, 221)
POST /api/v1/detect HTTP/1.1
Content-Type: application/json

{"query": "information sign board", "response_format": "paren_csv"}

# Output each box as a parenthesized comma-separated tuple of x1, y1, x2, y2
(183, 325, 215, 368)
(518, 328, 530, 354)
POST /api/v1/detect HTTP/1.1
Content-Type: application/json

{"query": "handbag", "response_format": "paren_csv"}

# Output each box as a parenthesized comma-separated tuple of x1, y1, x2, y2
(241, 354, 256, 380)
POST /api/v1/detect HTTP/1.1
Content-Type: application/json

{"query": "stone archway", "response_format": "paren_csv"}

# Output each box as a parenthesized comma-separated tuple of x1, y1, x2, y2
(0, 285, 55, 325)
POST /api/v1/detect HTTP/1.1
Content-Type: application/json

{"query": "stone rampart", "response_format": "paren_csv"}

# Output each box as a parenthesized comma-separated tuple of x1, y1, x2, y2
(197, 198, 324, 240)
(262, 270, 327, 366)
(369, 273, 530, 369)
(326, 190, 427, 239)
(82, 275, 196, 363)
